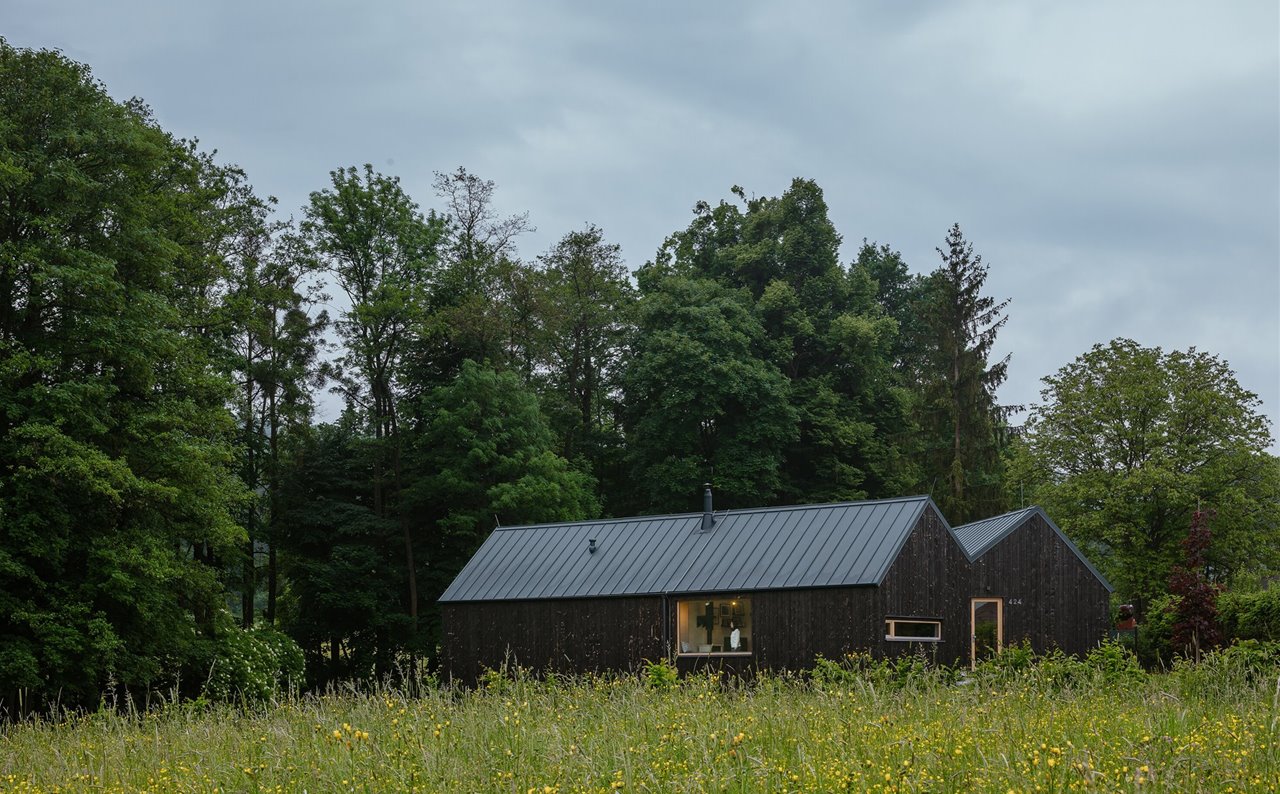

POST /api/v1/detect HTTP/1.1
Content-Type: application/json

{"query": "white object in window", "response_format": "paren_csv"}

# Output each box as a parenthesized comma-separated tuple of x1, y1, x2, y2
(676, 597, 751, 654)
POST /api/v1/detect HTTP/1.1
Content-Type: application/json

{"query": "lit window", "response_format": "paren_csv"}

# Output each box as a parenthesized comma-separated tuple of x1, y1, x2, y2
(677, 597, 751, 654)
(884, 618, 941, 642)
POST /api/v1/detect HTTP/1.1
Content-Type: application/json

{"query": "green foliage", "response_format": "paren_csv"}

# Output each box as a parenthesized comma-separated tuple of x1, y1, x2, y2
(1219, 589, 1280, 642)
(913, 224, 1012, 524)
(409, 361, 598, 607)
(1012, 339, 1279, 610)
(0, 40, 249, 710)
(621, 276, 797, 510)
(632, 180, 915, 510)
(190, 612, 305, 704)
(1135, 593, 1178, 668)
(417, 167, 535, 384)
(531, 225, 634, 512)
(643, 658, 679, 690)
(1082, 640, 1147, 685)
(809, 651, 956, 690)
(969, 640, 1145, 690)
(1170, 640, 1280, 698)
(274, 420, 408, 686)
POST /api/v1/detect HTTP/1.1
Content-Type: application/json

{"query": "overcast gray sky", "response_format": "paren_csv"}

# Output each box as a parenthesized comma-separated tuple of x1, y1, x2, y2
(9, 1, 1279, 447)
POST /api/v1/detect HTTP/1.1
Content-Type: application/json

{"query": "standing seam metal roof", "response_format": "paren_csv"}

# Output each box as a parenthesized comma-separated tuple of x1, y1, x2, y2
(952, 507, 1114, 592)
(438, 496, 934, 602)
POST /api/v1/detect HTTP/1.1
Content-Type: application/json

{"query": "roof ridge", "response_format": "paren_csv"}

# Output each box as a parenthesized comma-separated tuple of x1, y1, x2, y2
(953, 506, 1037, 530)
(492, 494, 935, 533)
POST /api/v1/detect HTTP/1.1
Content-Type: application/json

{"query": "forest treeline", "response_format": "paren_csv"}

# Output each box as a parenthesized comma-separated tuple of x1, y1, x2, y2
(2, 42, 1276, 709)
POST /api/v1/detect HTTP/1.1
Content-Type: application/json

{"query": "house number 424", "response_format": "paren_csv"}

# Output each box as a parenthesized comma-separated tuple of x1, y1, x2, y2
(1007, 598, 1023, 606)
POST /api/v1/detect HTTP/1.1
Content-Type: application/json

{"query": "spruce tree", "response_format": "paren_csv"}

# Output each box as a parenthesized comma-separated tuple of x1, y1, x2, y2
(916, 224, 1012, 524)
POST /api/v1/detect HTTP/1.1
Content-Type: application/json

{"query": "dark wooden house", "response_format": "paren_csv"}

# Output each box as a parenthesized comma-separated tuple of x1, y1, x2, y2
(438, 492, 1112, 682)
(952, 507, 1113, 659)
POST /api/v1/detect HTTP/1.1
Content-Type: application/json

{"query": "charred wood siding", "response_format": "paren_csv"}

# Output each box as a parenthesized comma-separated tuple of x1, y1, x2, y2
(875, 504, 974, 665)
(440, 506, 1110, 681)
(969, 513, 1110, 656)
(442, 596, 663, 684)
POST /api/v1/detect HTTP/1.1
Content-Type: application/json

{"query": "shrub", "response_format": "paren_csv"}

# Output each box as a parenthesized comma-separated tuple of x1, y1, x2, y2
(643, 658, 679, 690)
(1219, 589, 1280, 642)
(1082, 639, 1146, 686)
(1136, 593, 1177, 667)
(810, 650, 954, 690)
(192, 612, 307, 704)
(1170, 639, 1280, 698)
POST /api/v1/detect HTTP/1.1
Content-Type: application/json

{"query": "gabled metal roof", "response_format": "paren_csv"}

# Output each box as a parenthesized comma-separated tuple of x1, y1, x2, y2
(438, 495, 934, 603)
(951, 507, 1038, 559)
(952, 507, 1114, 592)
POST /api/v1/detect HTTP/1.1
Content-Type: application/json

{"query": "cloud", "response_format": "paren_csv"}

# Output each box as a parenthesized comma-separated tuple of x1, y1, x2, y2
(7, 0, 1278, 444)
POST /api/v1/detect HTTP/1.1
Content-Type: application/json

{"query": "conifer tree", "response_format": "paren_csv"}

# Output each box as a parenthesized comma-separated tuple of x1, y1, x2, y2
(916, 224, 1012, 524)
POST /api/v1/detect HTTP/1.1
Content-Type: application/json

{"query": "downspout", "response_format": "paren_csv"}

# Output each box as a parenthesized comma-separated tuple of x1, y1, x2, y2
(662, 592, 671, 659)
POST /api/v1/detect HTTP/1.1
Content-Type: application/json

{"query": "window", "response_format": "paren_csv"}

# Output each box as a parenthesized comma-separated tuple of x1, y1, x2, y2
(677, 597, 751, 654)
(885, 618, 941, 642)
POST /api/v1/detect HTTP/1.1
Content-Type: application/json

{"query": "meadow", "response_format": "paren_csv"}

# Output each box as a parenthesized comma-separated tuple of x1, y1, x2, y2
(1, 648, 1277, 794)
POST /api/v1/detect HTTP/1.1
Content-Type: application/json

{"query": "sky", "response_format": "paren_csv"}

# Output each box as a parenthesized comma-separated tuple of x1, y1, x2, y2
(8, 1, 1280, 446)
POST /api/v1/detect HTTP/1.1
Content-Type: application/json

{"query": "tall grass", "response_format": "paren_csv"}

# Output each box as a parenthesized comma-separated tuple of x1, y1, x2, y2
(1, 653, 1277, 793)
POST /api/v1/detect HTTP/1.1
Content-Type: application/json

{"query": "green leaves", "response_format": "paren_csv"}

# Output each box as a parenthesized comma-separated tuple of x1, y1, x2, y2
(0, 41, 250, 709)
(623, 275, 796, 510)
(1015, 339, 1279, 609)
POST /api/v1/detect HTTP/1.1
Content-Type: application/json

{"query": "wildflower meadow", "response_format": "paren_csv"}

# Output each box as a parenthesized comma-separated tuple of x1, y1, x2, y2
(1, 644, 1277, 793)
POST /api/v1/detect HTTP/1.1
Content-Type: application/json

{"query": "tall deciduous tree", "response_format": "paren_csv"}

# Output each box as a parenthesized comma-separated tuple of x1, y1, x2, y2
(533, 225, 634, 505)
(639, 180, 912, 505)
(407, 361, 598, 632)
(273, 417, 404, 686)
(622, 276, 797, 512)
(218, 182, 326, 628)
(916, 224, 1012, 524)
(1008, 338, 1278, 612)
(0, 41, 246, 708)
(412, 167, 533, 387)
(296, 165, 443, 658)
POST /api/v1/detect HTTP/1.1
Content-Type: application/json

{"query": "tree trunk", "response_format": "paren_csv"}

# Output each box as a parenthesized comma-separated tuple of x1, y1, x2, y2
(265, 381, 279, 625)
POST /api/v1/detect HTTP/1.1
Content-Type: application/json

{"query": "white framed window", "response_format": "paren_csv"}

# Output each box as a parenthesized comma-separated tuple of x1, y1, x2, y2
(677, 597, 751, 654)
(885, 618, 942, 642)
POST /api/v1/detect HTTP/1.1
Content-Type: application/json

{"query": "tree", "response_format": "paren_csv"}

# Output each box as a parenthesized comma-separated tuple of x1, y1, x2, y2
(621, 276, 797, 512)
(915, 224, 1012, 524)
(1009, 338, 1278, 612)
(639, 180, 913, 505)
(406, 361, 598, 638)
(1169, 509, 1223, 660)
(217, 183, 326, 628)
(296, 165, 444, 660)
(411, 167, 533, 387)
(851, 240, 928, 377)
(0, 41, 247, 708)
(533, 225, 635, 506)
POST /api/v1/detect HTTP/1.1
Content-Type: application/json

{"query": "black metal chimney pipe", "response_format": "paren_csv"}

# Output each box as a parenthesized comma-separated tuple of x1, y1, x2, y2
(702, 483, 715, 532)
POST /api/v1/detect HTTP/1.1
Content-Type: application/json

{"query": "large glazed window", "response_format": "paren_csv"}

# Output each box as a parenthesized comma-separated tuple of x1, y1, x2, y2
(677, 597, 751, 654)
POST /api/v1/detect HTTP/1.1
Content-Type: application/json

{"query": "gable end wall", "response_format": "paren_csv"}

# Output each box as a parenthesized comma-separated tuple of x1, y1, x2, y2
(969, 513, 1110, 656)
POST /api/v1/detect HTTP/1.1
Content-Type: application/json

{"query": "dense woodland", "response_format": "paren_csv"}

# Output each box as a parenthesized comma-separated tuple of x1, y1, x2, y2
(2, 42, 1277, 709)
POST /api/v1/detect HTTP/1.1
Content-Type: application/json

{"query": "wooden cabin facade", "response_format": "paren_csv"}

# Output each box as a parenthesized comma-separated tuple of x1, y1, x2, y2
(439, 494, 1111, 683)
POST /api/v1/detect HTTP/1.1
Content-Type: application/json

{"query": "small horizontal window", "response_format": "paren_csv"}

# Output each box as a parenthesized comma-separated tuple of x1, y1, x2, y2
(885, 619, 941, 642)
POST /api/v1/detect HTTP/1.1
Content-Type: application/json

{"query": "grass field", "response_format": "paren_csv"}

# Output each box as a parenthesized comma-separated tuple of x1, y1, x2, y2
(1, 653, 1277, 793)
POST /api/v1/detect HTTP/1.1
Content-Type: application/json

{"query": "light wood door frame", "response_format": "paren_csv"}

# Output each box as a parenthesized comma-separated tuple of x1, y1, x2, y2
(970, 597, 1004, 668)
